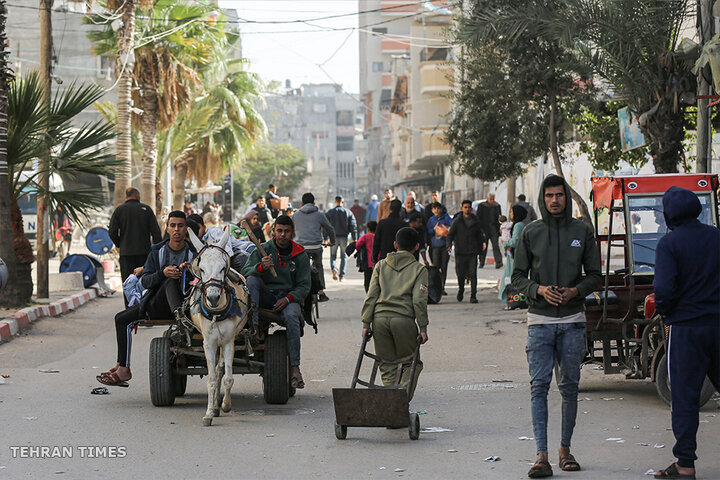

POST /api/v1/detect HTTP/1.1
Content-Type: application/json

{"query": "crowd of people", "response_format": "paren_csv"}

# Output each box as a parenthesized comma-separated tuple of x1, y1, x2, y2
(96, 178, 718, 480)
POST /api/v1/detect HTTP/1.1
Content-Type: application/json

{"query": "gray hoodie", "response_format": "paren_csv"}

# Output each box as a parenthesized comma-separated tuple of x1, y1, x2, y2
(293, 203, 336, 248)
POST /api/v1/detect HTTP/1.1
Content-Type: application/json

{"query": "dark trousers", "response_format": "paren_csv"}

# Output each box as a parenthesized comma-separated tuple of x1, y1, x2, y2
(430, 246, 449, 288)
(114, 278, 183, 367)
(305, 247, 326, 291)
(668, 324, 720, 468)
(119, 254, 148, 308)
(363, 268, 373, 293)
(455, 253, 478, 297)
(480, 226, 502, 266)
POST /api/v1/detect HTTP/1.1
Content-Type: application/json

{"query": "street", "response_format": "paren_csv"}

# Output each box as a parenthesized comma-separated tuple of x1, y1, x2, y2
(0, 255, 718, 480)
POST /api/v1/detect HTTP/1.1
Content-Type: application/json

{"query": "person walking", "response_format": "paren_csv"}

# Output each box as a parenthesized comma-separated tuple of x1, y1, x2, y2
(408, 213, 430, 267)
(108, 187, 163, 306)
(53, 203, 74, 260)
(477, 193, 503, 269)
(511, 174, 602, 478)
(652, 186, 720, 480)
(401, 195, 424, 222)
(372, 199, 406, 263)
(377, 189, 396, 223)
(426, 202, 453, 295)
(498, 205, 528, 307)
(423, 190, 445, 225)
(367, 194, 380, 223)
(293, 192, 336, 302)
(354, 220, 377, 292)
(350, 199, 367, 234)
(326, 196, 358, 282)
(515, 194, 538, 222)
(446, 200, 485, 303)
(361, 227, 429, 400)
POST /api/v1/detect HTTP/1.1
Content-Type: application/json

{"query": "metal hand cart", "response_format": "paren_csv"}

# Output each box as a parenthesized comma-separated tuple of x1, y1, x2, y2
(332, 331, 422, 440)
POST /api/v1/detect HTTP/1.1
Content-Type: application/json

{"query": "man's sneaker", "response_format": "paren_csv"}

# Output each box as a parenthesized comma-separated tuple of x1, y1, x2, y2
(457, 290, 464, 302)
(332, 268, 338, 280)
(470, 297, 478, 304)
(339, 277, 345, 282)
(318, 292, 330, 302)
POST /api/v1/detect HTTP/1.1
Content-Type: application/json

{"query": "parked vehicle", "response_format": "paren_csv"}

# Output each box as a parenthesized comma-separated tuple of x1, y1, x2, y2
(585, 173, 719, 406)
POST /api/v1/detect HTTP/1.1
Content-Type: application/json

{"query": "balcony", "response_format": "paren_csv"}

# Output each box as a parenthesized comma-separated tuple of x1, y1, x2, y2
(381, 35, 409, 53)
(421, 127, 450, 159)
(419, 61, 453, 95)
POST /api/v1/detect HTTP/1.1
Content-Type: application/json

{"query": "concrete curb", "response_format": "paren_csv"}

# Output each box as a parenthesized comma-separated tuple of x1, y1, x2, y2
(0, 289, 98, 343)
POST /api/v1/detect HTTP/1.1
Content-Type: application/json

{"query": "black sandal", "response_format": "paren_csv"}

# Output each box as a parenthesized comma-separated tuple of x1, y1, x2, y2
(528, 459, 553, 478)
(654, 463, 695, 479)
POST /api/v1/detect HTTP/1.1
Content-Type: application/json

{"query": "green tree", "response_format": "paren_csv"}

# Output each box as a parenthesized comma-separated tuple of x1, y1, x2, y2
(5, 72, 119, 302)
(234, 143, 308, 203)
(456, 0, 596, 221)
(460, 0, 695, 173)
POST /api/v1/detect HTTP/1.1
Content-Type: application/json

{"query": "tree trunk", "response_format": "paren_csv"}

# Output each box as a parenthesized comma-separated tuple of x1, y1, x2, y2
(506, 176, 516, 213)
(0, 0, 29, 307)
(112, 0, 135, 208)
(173, 157, 189, 210)
(140, 63, 158, 212)
(548, 95, 592, 227)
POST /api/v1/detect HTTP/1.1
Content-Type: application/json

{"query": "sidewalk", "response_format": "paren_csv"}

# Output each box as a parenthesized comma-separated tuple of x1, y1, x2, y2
(0, 240, 122, 343)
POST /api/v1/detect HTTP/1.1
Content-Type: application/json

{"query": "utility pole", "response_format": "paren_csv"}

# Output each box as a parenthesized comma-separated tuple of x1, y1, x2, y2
(37, 0, 52, 300)
(696, 0, 714, 173)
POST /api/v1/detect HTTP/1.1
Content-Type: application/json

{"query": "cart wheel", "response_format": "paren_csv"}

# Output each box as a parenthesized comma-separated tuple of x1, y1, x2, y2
(263, 331, 290, 405)
(656, 352, 716, 407)
(173, 354, 187, 397)
(408, 412, 420, 440)
(335, 422, 347, 440)
(149, 337, 175, 407)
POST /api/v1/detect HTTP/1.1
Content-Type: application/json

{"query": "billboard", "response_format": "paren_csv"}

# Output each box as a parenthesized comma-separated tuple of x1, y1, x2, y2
(618, 107, 646, 152)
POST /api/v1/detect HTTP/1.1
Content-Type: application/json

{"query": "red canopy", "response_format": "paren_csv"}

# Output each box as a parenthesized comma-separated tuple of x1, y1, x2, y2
(591, 174, 718, 211)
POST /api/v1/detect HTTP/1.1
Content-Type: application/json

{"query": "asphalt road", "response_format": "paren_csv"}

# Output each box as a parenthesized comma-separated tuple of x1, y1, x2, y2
(0, 257, 718, 479)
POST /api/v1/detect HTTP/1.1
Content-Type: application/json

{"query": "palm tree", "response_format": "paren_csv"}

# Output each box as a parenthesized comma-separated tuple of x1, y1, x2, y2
(5, 72, 120, 300)
(459, 0, 694, 173)
(174, 57, 266, 208)
(89, 0, 226, 211)
(0, 0, 24, 308)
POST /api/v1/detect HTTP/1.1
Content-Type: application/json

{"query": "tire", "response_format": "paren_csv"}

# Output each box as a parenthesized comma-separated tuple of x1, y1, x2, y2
(335, 422, 347, 440)
(656, 353, 716, 407)
(173, 354, 187, 397)
(289, 385, 296, 397)
(263, 331, 290, 405)
(408, 412, 420, 440)
(149, 337, 175, 407)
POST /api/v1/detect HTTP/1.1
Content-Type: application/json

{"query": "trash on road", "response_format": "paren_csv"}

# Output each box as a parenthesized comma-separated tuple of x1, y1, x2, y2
(518, 436, 533, 440)
(266, 434, 275, 437)
(38, 369, 59, 374)
(379, 467, 386, 470)
(636, 442, 650, 446)
(91, 387, 109, 395)
(0, 374, 9, 378)
(484, 456, 501, 462)
(644, 469, 656, 475)
(394, 468, 405, 472)
(633, 425, 640, 429)
(417, 410, 427, 415)
(23, 416, 38, 420)
(420, 427, 452, 433)
(448, 449, 458, 453)
(491, 379, 512, 383)
(602, 397, 623, 401)
(310, 379, 326, 382)
(653, 444, 665, 449)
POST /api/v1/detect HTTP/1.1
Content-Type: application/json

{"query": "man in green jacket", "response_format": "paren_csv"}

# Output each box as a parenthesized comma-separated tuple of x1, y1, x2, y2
(361, 227, 429, 400)
(242, 215, 311, 389)
(511, 174, 601, 478)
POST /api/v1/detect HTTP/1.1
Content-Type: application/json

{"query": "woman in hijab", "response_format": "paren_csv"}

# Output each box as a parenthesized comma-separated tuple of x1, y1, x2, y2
(242, 209, 266, 243)
(498, 204, 528, 306)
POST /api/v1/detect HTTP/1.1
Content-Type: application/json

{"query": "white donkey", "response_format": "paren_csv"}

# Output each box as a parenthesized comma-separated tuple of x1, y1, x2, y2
(187, 228, 249, 426)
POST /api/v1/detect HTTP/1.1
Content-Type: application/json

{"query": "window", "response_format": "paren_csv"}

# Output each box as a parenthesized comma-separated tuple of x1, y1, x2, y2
(336, 110, 354, 126)
(372, 62, 384, 72)
(312, 103, 327, 113)
(372, 27, 388, 34)
(311, 131, 328, 138)
(379, 89, 392, 110)
(337, 136, 354, 151)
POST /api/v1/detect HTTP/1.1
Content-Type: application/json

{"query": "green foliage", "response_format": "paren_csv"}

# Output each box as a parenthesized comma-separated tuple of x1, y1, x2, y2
(571, 101, 649, 172)
(7, 72, 120, 224)
(234, 143, 308, 202)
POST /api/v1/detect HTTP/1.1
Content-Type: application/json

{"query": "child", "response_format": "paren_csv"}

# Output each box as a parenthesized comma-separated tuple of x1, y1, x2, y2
(355, 221, 377, 292)
(360, 227, 429, 400)
(499, 214, 512, 251)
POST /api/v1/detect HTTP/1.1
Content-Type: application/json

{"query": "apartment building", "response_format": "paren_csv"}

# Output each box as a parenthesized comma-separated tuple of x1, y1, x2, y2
(260, 83, 358, 209)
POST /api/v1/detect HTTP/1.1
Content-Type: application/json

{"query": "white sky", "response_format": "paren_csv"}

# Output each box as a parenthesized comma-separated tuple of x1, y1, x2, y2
(218, 0, 360, 93)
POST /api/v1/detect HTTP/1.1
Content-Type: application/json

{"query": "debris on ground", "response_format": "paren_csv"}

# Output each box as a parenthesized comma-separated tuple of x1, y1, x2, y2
(23, 416, 38, 420)
(0, 374, 9, 378)
(653, 444, 665, 449)
(417, 410, 427, 415)
(90, 387, 109, 395)
(636, 442, 650, 446)
(394, 468, 405, 472)
(644, 469, 656, 475)
(491, 379, 512, 383)
(483, 456, 501, 462)
(420, 427, 452, 433)
(38, 369, 59, 374)
(447, 449, 458, 453)
(266, 434, 275, 437)
(518, 436, 533, 440)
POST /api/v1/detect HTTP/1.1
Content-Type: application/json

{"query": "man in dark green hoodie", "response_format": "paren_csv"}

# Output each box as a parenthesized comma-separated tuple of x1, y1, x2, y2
(512, 174, 601, 478)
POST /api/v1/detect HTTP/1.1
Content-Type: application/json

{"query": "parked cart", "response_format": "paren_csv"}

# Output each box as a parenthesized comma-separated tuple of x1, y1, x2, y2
(332, 331, 422, 440)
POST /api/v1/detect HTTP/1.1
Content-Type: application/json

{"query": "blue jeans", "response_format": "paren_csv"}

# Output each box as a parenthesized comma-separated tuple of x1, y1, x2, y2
(330, 237, 348, 278)
(526, 323, 586, 454)
(246, 276, 302, 367)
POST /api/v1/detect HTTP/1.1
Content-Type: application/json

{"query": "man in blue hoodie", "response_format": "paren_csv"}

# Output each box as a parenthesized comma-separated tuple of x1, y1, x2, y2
(652, 186, 720, 480)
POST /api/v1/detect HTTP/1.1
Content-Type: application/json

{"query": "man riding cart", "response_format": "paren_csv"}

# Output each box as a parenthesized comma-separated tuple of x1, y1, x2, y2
(585, 173, 719, 406)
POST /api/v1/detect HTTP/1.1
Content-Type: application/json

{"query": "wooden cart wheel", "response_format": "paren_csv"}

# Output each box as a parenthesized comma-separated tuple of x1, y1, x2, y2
(408, 412, 420, 440)
(334, 422, 347, 440)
